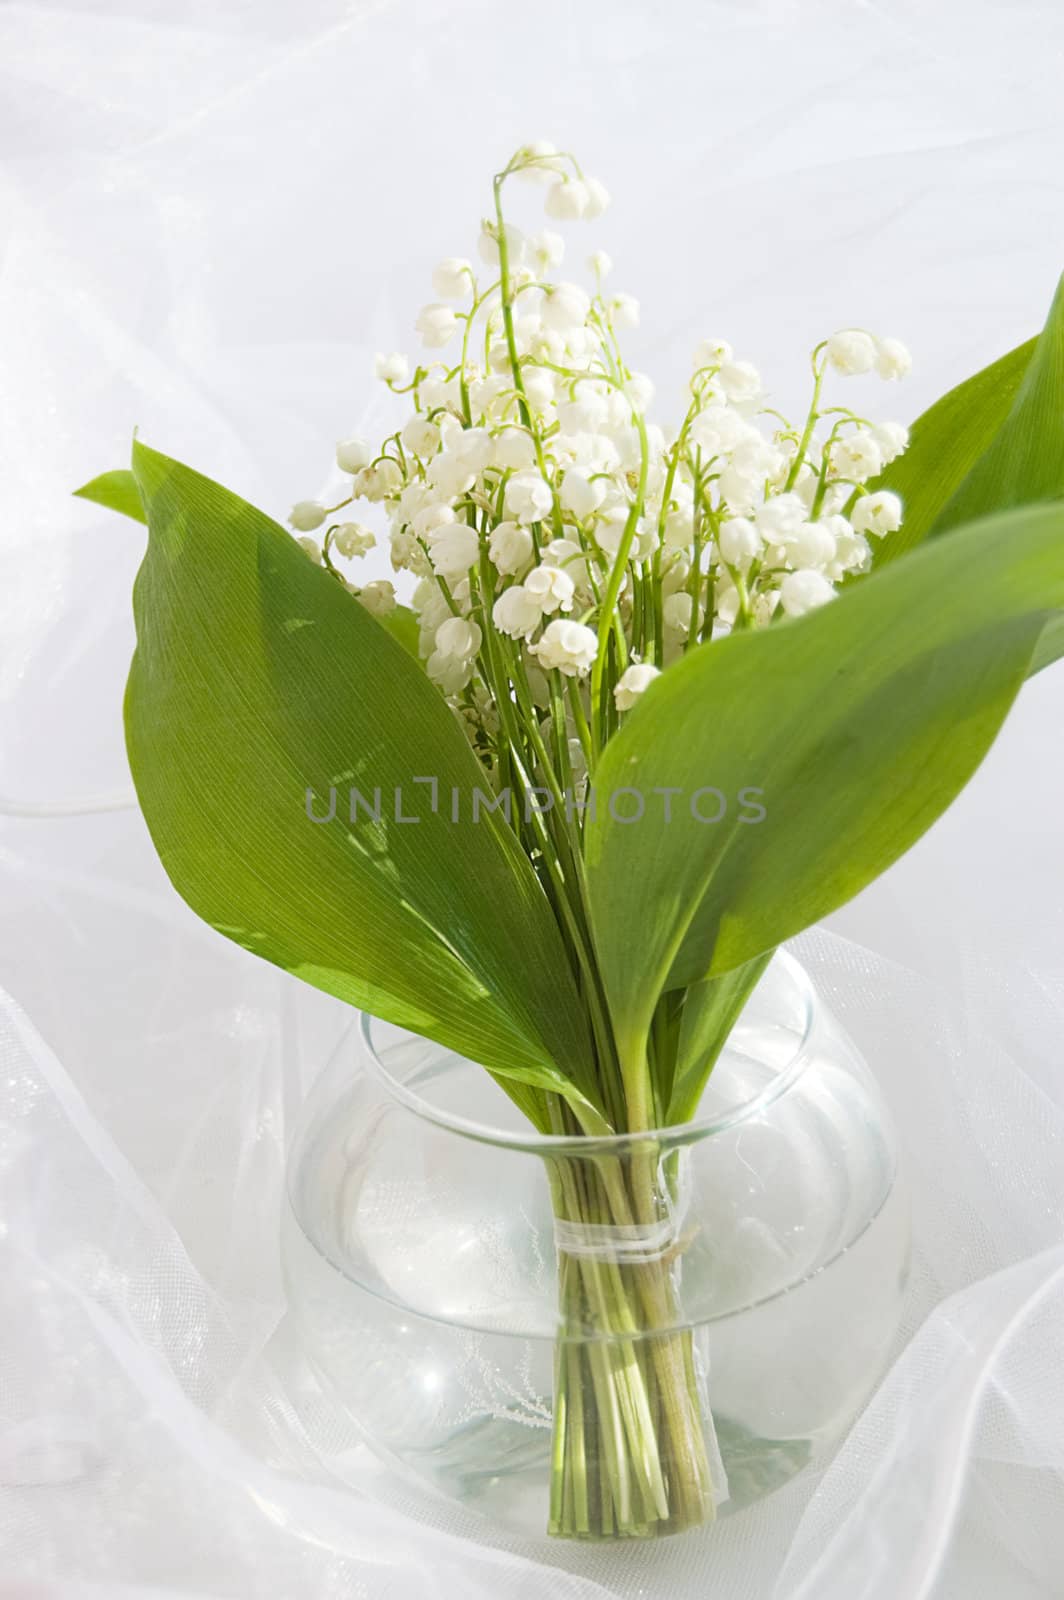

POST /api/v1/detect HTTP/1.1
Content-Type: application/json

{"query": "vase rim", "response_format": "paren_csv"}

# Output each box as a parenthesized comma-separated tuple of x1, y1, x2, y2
(357, 947, 821, 1154)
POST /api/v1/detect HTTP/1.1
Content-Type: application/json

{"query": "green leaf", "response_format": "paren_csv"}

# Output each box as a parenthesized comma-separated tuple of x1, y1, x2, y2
(874, 272, 1064, 567)
(932, 275, 1064, 536)
(667, 953, 773, 1123)
(1029, 613, 1064, 676)
(74, 469, 146, 524)
(126, 441, 600, 1124)
(871, 342, 1033, 565)
(77, 466, 425, 668)
(585, 502, 1064, 1060)
(75, 465, 427, 667)
(377, 601, 421, 659)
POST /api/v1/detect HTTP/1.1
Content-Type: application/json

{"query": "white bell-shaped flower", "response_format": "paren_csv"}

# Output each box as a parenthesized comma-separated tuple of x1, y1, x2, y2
(434, 616, 482, 661)
(852, 490, 904, 537)
(780, 570, 835, 617)
(505, 470, 554, 525)
(717, 516, 761, 569)
(488, 521, 534, 576)
(428, 523, 480, 580)
(875, 337, 912, 380)
(614, 662, 660, 710)
(332, 523, 376, 559)
(432, 257, 473, 299)
(493, 584, 544, 639)
(289, 501, 326, 532)
(532, 619, 599, 677)
(524, 562, 575, 615)
(825, 330, 876, 376)
(336, 437, 372, 474)
(357, 579, 397, 616)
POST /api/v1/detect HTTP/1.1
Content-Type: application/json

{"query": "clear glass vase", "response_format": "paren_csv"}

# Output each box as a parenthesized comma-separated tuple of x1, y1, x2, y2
(282, 952, 909, 1541)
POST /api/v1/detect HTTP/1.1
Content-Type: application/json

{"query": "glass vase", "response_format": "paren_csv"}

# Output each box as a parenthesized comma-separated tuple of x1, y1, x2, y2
(282, 952, 909, 1540)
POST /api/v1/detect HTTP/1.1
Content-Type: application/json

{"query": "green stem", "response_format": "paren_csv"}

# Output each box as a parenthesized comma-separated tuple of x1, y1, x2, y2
(546, 1133, 715, 1540)
(784, 355, 826, 491)
(589, 410, 650, 763)
(492, 175, 564, 543)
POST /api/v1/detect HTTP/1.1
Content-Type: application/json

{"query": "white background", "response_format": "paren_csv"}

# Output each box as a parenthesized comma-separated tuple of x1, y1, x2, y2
(2, 3, 1064, 1596)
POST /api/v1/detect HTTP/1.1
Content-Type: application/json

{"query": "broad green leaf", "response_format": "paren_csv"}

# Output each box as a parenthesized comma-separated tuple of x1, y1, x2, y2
(874, 272, 1064, 567)
(667, 954, 773, 1123)
(127, 442, 601, 1124)
(376, 600, 421, 659)
(871, 342, 1032, 565)
(74, 469, 146, 524)
(585, 502, 1064, 1062)
(79, 464, 424, 660)
(1029, 613, 1064, 676)
(932, 275, 1064, 536)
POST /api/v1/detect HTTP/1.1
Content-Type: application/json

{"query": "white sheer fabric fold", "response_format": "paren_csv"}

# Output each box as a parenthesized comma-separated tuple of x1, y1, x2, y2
(2, 880, 1062, 1598)
(3, 0, 1064, 1592)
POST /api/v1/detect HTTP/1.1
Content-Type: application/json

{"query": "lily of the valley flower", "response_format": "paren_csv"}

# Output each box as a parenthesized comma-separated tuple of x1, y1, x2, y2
(289, 142, 911, 773)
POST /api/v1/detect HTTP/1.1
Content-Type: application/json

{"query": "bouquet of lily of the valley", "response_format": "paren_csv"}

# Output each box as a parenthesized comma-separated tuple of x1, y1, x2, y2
(80, 142, 1064, 1542)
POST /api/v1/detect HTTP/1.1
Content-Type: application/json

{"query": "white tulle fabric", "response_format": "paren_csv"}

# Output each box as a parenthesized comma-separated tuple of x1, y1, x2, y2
(3, 915, 1063, 1599)
(3, 1, 1064, 1594)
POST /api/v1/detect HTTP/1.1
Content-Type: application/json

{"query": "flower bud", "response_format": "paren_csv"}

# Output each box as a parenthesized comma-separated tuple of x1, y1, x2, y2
(289, 501, 326, 532)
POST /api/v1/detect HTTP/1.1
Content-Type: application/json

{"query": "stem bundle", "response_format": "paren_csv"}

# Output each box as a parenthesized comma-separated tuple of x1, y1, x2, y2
(546, 1146, 715, 1538)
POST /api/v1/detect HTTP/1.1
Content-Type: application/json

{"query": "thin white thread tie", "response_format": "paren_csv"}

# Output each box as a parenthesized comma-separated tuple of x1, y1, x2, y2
(553, 1157, 692, 1264)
